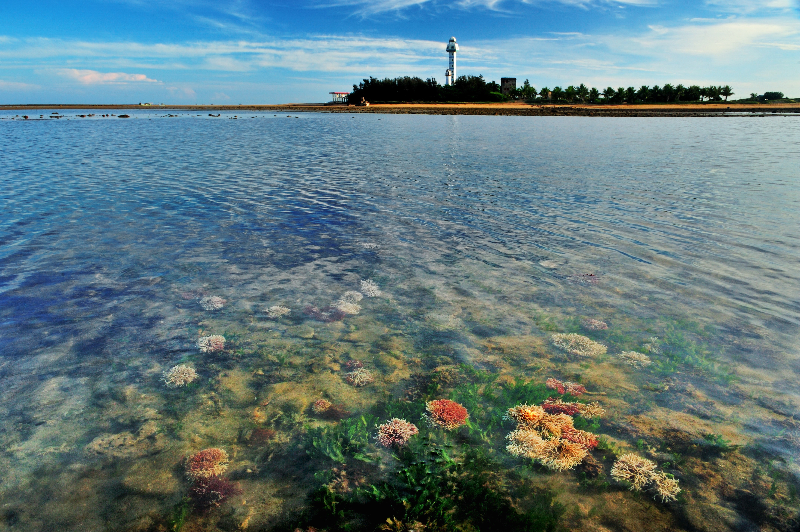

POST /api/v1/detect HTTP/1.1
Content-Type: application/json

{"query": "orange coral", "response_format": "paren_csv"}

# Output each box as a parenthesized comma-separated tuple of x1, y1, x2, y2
(424, 399, 468, 430)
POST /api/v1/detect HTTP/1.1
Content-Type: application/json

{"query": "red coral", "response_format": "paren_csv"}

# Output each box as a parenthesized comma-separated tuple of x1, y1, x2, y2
(186, 448, 229, 480)
(542, 397, 582, 416)
(545, 378, 586, 396)
(561, 427, 598, 450)
(189, 476, 241, 510)
(425, 399, 469, 430)
(546, 378, 566, 395)
(344, 360, 364, 370)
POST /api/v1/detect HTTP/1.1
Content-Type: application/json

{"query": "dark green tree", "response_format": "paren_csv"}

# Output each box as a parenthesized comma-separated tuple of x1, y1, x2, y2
(551, 86, 564, 102)
(577, 83, 589, 103)
(636, 85, 649, 102)
(588, 87, 600, 103)
(539, 87, 551, 101)
(565, 85, 577, 102)
(602, 86, 615, 102)
(625, 87, 636, 103)
(720, 85, 733, 101)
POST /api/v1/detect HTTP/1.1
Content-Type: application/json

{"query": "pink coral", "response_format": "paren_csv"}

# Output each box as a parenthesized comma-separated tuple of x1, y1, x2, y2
(189, 476, 241, 510)
(545, 378, 586, 396)
(376, 418, 419, 447)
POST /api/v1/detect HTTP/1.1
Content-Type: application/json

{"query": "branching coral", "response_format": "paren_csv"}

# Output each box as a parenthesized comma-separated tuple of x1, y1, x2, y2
(581, 318, 608, 330)
(536, 439, 588, 471)
(163, 364, 198, 388)
(545, 378, 587, 396)
(199, 296, 226, 311)
(345, 368, 374, 387)
(424, 399, 469, 430)
(197, 335, 226, 353)
(266, 305, 290, 319)
(186, 448, 230, 480)
(312, 399, 332, 414)
(611, 453, 680, 501)
(360, 279, 381, 297)
(618, 351, 652, 368)
(376, 418, 419, 447)
(551, 333, 607, 357)
(610, 453, 661, 491)
(542, 398, 605, 419)
(189, 476, 240, 510)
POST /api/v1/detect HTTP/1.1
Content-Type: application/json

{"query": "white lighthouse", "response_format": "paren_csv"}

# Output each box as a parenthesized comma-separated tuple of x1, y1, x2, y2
(445, 36, 458, 86)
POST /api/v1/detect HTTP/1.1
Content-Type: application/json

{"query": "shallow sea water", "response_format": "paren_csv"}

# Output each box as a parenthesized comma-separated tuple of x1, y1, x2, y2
(1, 110, 800, 531)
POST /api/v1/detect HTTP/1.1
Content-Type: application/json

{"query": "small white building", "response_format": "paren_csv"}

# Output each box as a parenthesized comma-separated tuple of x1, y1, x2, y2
(329, 92, 349, 103)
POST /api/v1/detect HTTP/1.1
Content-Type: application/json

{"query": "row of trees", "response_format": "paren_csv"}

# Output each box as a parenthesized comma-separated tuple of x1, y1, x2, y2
(347, 75, 504, 104)
(514, 80, 735, 103)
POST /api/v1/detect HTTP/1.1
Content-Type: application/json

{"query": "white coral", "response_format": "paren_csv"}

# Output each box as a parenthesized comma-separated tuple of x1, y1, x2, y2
(266, 305, 290, 319)
(360, 279, 381, 297)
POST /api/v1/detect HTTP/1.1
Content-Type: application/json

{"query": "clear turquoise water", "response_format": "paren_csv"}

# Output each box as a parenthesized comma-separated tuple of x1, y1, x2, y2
(1, 110, 799, 531)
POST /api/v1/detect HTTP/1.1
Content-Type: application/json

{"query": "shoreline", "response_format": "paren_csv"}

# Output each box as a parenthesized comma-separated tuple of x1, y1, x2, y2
(3, 101, 799, 117)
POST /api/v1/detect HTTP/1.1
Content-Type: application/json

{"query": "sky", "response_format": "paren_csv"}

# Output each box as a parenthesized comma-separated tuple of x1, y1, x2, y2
(0, 0, 798, 104)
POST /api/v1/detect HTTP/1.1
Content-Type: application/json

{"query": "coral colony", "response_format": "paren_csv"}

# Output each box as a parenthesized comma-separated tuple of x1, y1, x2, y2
(376, 418, 419, 447)
(311, 398, 350, 420)
(581, 318, 608, 330)
(162, 364, 198, 388)
(311, 399, 333, 414)
(542, 398, 605, 418)
(551, 333, 608, 357)
(360, 279, 381, 297)
(424, 399, 469, 430)
(199, 296, 226, 311)
(611, 453, 681, 502)
(618, 350, 653, 368)
(546, 377, 587, 396)
(345, 367, 374, 387)
(504, 403, 599, 470)
(334, 291, 363, 315)
(189, 476, 241, 510)
(197, 335, 226, 353)
(266, 305, 290, 319)
(186, 448, 230, 480)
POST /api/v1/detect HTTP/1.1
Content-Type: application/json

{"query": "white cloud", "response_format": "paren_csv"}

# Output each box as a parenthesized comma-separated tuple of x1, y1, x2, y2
(704, 0, 798, 14)
(56, 68, 161, 84)
(167, 85, 197, 98)
(316, 0, 656, 15)
(0, 79, 40, 90)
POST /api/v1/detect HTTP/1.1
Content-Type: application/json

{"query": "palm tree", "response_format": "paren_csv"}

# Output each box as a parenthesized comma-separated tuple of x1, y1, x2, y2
(551, 86, 564, 102)
(603, 87, 615, 102)
(675, 84, 686, 102)
(636, 85, 649, 103)
(750, 92, 758, 100)
(720, 85, 733, 101)
(539, 87, 551, 101)
(565, 85, 577, 103)
(588, 87, 600, 103)
(662, 84, 674, 102)
(577, 83, 589, 103)
(625, 87, 636, 104)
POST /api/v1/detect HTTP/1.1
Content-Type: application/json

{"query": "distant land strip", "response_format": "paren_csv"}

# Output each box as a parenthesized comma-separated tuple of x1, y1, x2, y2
(3, 102, 800, 117)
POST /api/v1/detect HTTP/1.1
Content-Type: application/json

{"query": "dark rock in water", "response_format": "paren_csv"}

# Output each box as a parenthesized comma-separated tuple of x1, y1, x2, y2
(577, 454, 604, 478)
(118, 114, 130, 118)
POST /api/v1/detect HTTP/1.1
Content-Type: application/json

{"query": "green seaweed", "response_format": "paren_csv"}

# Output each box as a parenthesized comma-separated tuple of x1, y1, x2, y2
(306, 415, 379, 463)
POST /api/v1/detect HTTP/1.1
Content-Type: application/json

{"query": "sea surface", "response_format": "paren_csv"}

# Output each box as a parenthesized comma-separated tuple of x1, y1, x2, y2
(1, 110, 799, 531)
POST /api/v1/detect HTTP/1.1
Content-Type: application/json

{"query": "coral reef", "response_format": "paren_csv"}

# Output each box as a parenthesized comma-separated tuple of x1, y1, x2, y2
(189, 476, 241, 510)
(197, 335, 226, 353)
(376, 418, 419, 447)
(542, 398, 605, 419)
(199, 295, 226, 311)
(551, 333, 607, 357)
(360, 279, 381, 297)
(266, 305, 291, 319)
(568, 273, 600, 285)
(345, 368, 374, 387)
(424, 399, 469, 430)
(162, 364, 198, 388)
(618, 350, 653, 368)
(581, 318, 608, 330)
(304, 305, 346, 322)
(537, 439, 589, 471)
(611, 453, 679, 501)
(186, 448, 230, 480)
(560, 427, 599, 450)
(545, 378, 587, 396)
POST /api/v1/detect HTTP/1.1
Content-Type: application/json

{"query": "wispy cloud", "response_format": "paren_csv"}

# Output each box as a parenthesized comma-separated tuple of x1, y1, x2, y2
(316, 0, 655, 15)
(0, 79, 40, 90)
(704, 0, 798, 15)
(56, 68, 161, 84)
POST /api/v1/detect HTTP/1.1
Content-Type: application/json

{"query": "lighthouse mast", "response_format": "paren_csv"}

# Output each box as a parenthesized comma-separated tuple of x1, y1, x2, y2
(445, 36, 458, 86)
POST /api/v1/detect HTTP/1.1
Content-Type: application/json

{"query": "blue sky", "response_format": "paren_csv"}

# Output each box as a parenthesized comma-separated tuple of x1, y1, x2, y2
(0, 0, 798, 103)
